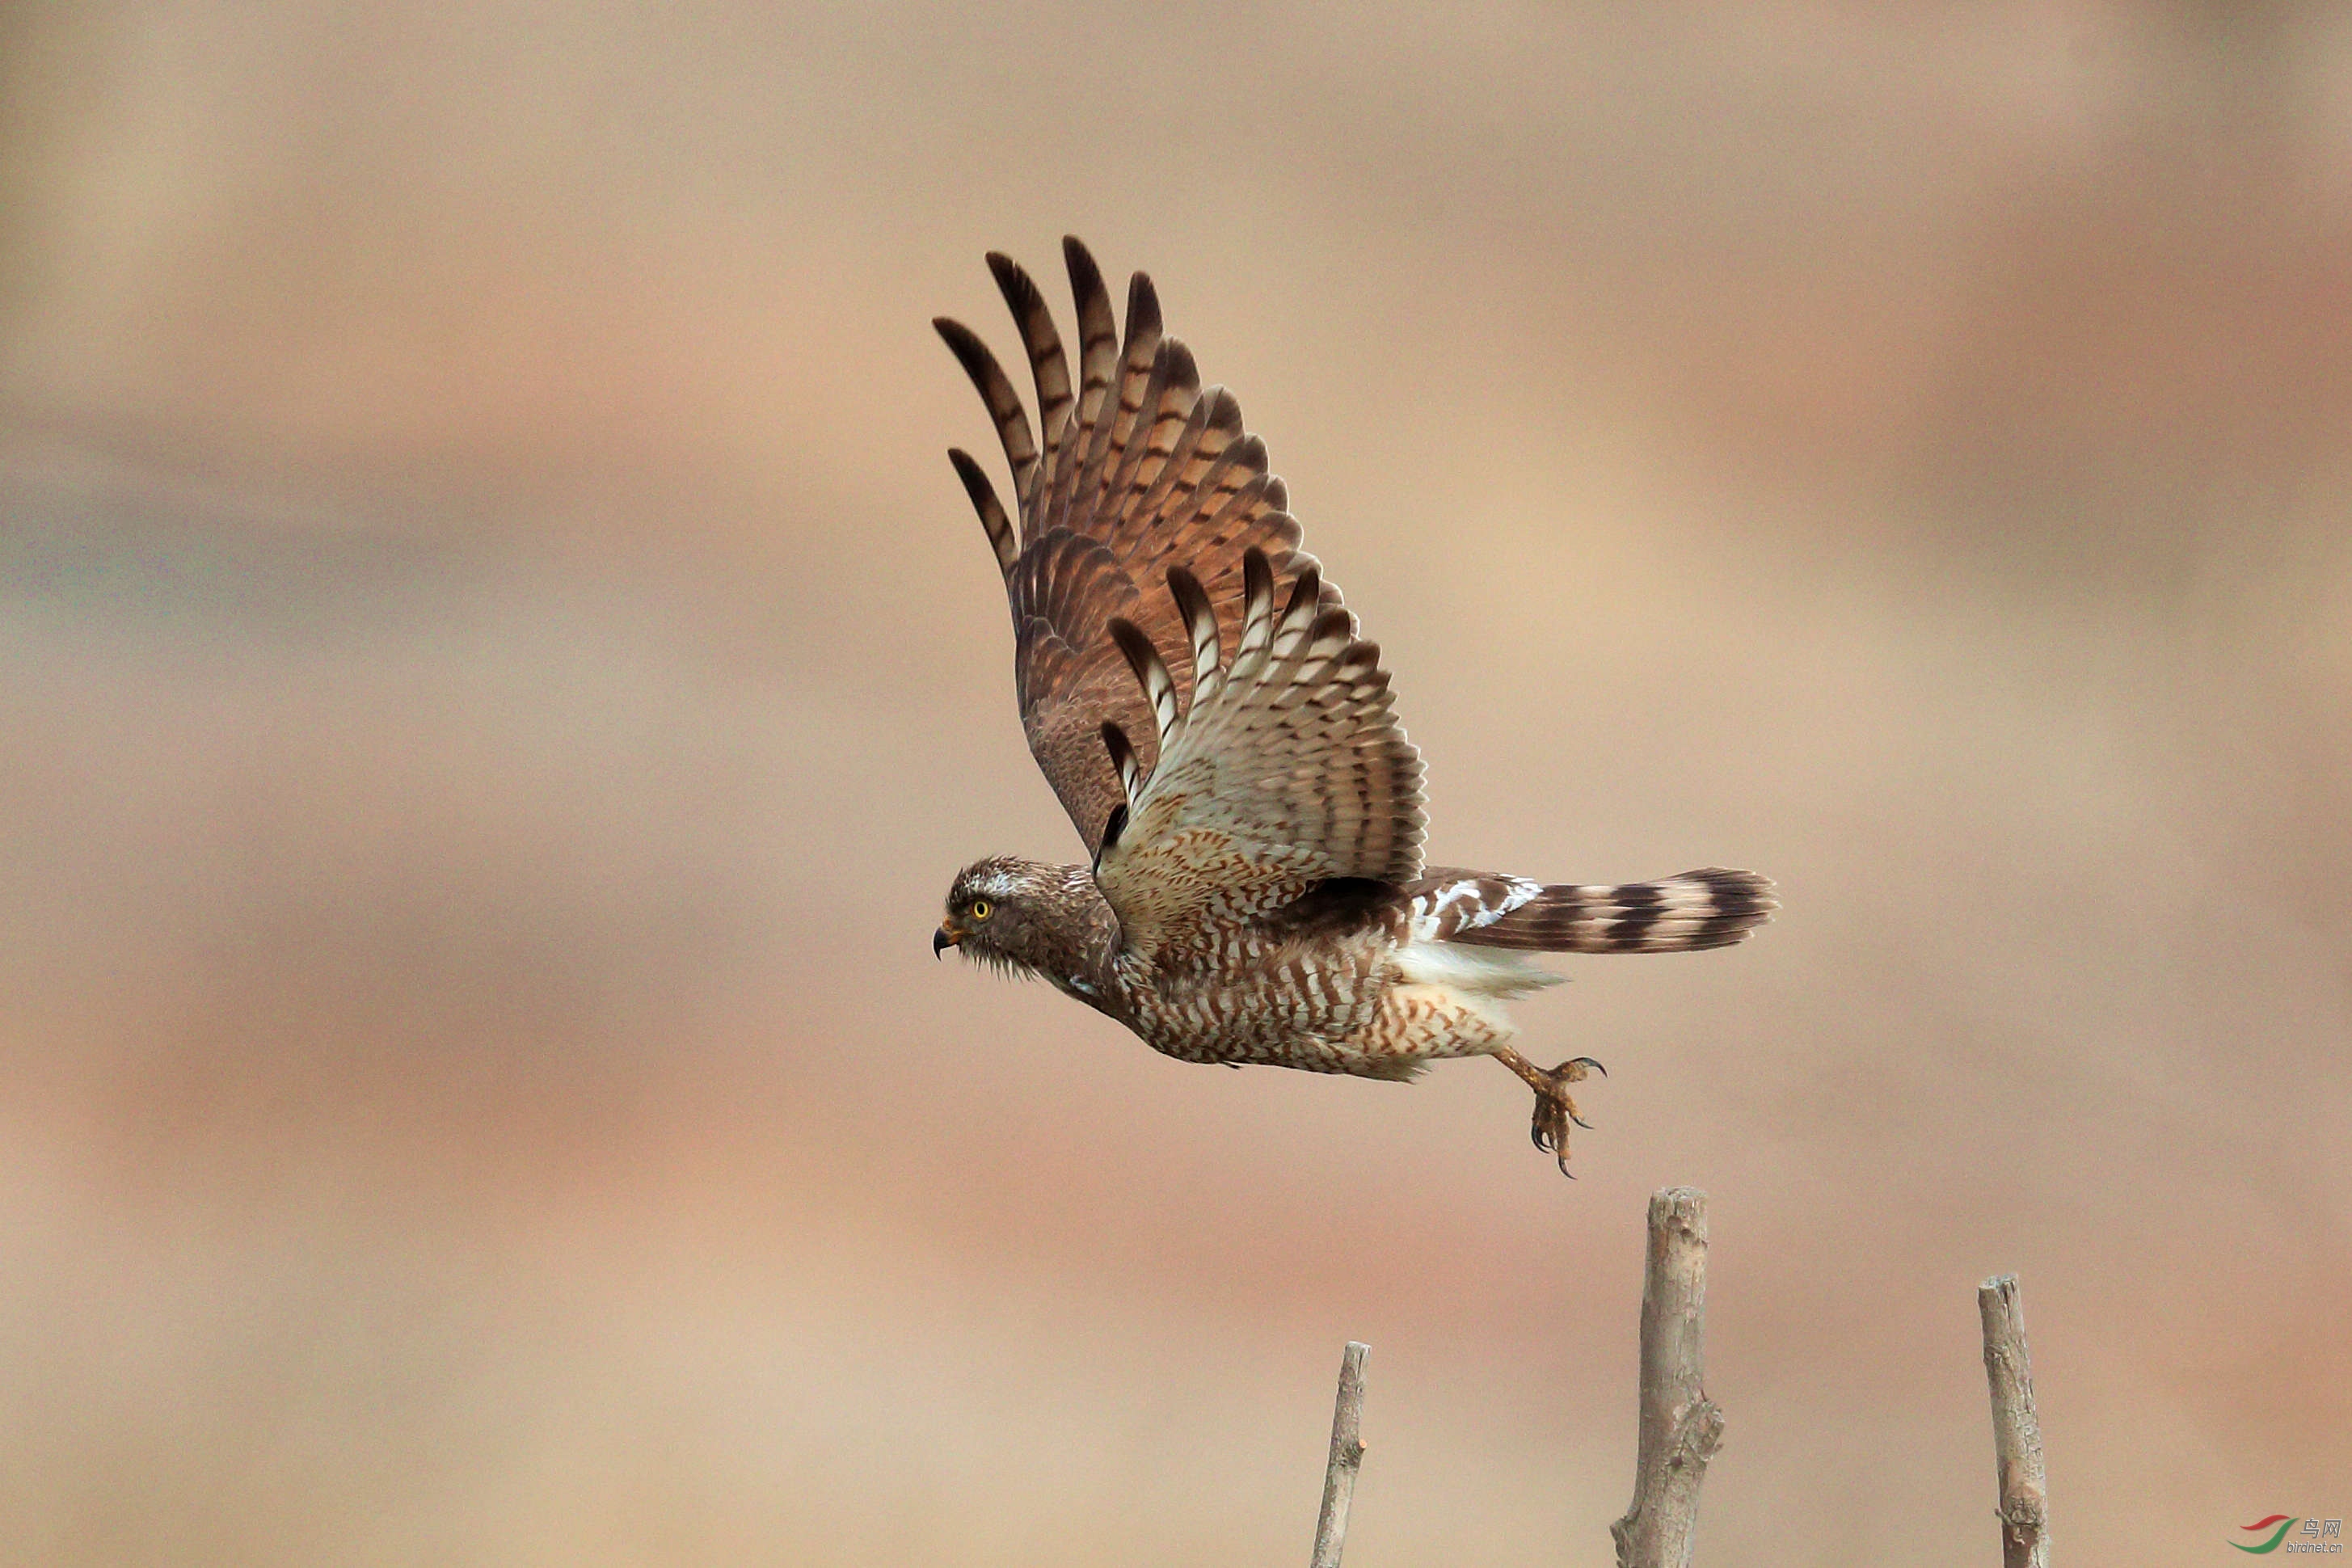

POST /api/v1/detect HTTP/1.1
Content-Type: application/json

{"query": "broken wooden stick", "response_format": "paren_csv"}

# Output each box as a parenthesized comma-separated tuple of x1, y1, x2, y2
(1612, 1187, 1725, 1568)
(1979, 1274, 2050, 1568)
(1309, 1340, 1368, 1568)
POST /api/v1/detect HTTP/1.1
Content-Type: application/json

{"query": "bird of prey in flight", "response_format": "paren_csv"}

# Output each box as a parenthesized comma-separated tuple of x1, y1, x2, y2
(931, 238, 1773, 1174)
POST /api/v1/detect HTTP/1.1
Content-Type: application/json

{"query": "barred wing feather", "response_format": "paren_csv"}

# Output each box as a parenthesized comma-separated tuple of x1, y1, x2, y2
(1094, 549, 1426, 963)
(936, 238, 1357, 855)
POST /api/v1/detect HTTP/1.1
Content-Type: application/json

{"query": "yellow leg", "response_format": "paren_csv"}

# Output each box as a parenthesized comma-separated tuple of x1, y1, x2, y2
(1491, 1046, 1607, 1177)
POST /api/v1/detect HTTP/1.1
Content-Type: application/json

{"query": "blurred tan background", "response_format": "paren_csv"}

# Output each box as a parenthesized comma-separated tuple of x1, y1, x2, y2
(2, 2, 2348, 1563)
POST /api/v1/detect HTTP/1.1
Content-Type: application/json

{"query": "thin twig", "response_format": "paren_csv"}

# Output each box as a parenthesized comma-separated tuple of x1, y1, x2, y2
(1979, 1275, 2051, 1568)
(1309, 1341, 1369, 1568)
(1612, 1187, 1725, 1568)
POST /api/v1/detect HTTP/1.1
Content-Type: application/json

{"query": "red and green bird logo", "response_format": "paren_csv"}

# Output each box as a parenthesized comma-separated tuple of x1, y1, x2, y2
(2232, 1516, 2298, 1554)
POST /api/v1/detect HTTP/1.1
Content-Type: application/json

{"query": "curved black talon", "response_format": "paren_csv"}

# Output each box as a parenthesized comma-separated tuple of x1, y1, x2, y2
(1515, 1052, 1604, 1177)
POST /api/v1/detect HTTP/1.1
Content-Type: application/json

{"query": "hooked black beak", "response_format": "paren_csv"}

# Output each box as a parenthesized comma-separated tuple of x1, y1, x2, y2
(933, 925, 958, 959)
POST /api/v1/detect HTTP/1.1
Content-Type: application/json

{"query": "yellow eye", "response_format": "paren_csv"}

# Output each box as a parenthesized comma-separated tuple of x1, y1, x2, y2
(969, 898, 993, 920)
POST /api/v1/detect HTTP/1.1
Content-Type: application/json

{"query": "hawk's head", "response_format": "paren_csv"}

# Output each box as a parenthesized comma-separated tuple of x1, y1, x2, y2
(934, 856, 1069, 976)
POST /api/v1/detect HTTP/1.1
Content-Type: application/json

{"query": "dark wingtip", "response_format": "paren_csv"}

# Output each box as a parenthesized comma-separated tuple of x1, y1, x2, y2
(1123, 269, 1161, 344)
(1165, 563, 1206, 609)
(1283, 561, 1324, 618)
(1197, 385, 1243, 436)
(1062, 235, 1104, 298)
(934, 315, 989, 371)
(987, 251, 1043, 315)
(946, 447, 1017, 572)
(1105, 617, 1160, 685)
(1096, 802, 1129, 867)
(1157, 335, 1199, 390)
(946, 445, 997, 504)
(1100, 719, 1135, 780)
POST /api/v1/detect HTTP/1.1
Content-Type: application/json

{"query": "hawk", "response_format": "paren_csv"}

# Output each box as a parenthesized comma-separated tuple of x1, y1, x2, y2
(930, 238, 1774, 1174)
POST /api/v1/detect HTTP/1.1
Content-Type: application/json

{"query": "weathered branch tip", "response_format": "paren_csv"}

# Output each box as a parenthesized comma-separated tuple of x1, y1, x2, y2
(1309, 1341, 1369, 1568)
(1979, 1274, 2051, 1568)
(1612, 1187, 1723, 1568)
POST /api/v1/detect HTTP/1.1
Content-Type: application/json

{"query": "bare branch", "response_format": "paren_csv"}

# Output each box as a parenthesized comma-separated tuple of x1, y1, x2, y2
(1309, 1341, 1368, 1568)
(1979, 1274, 2051, 1568)
(1612, 1187, 1725, 1568)
(1309, 1341, 1369, 1568)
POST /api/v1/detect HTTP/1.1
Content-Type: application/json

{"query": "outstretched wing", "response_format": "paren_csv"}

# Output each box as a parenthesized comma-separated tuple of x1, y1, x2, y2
(935, 238, 1421, 875)
(1091, 548, 1423, 962)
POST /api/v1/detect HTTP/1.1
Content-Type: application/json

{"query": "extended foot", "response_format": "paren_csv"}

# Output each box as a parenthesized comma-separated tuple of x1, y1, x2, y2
(1493, 1047, 1608, 1176)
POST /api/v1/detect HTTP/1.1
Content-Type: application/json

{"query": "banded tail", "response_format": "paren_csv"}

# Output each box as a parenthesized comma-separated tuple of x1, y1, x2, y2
(1408, 866, 1776, 954)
